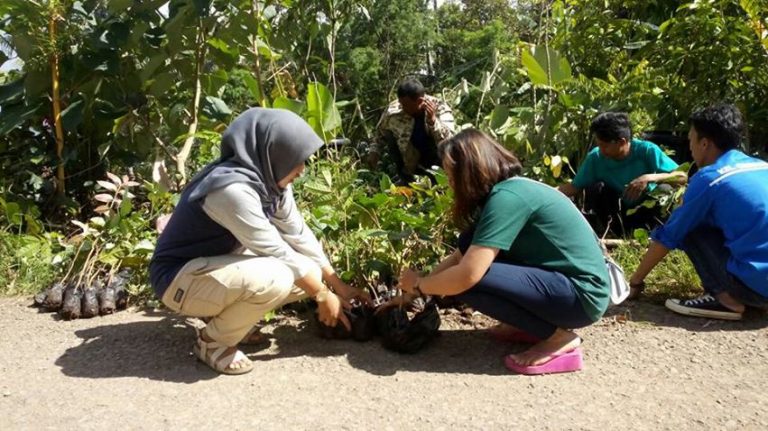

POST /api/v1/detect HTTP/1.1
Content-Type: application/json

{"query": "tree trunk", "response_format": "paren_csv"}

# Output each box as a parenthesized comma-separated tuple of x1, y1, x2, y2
(252, 1, 267, 107)
(49, 12, 65, 198)
(175, 21, 205, 185)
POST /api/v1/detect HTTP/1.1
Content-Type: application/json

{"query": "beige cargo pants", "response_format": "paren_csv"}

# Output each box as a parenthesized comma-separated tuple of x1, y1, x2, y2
(161, 254, 312, 346)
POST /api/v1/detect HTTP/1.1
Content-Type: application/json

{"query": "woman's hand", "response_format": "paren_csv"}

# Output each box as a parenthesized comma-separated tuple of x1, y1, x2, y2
(374, 292, 419, 314)
(335, 281, 373, 306)
(316, 290, 351, 330)
(324, 270, 373, 306)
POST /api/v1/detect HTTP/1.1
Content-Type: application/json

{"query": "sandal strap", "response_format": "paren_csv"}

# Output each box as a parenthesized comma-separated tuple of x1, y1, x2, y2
(195, 336, 251, 373)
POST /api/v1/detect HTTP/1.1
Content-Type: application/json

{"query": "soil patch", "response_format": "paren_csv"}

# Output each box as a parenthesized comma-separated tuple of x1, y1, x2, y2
(1, 297, 767, 430)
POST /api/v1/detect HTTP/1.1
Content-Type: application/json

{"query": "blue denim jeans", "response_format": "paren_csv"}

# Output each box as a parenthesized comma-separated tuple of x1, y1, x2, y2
(452, 230, 594, 339)
(681, 227, 768, 308)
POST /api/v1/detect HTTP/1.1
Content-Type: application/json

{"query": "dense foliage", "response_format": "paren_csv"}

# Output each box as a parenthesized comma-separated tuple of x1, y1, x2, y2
(1, 0, 767, 296)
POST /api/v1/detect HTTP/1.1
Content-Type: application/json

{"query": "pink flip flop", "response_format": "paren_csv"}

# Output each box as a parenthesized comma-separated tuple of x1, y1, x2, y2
(488, 326, 542, 344)
(504, 347, 583, 375)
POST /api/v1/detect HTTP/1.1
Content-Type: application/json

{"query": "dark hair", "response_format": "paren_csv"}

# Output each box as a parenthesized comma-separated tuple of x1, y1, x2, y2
(590, 112, 632, 143)
(438, 129, 523, 229)
(689, 104, 743, 151)
(397, 78, 426, 99)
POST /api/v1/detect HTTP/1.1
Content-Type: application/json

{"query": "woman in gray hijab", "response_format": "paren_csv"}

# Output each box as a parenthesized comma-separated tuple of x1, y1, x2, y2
(150, 108, 368, 375)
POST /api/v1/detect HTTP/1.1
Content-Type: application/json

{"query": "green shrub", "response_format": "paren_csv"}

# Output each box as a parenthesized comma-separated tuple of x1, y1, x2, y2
(0, 231, 60, 296)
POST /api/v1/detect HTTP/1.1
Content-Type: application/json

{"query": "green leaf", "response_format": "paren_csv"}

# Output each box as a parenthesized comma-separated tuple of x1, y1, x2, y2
(0, 77, 24, 105)
(148, 72, 176, 96)
(90, 216, 106, 228)
(207, 38, 239, 69)
(273, 96, 305, 115)
(303, 180, 333, 194)
(624, 40, 650, 50)
(11, 34, 35, 60)
(61, 98, 84, 131)
(24, 68, 50, 98)
(520, 44, 572, 87)
(366, 259, 390, 274)
(305, 82, 341, 140)
(94, 98, 129, 120)
(633, 228, 650, 244)
(140, 54, 167, 82)
(133, 239, 155, 254)
(203, 96, 232, 121)
(241, 73, 264, 105)
(108, 0, 133, 14)
(321, 168, 333, 188)
(379, 175, 392, 191)
(164, 5, 191, 54)
(490, 105, 509, 131)
(558, 92, 575, 108)
(119, 197, 133, 218)
(0, 101, 43, 135)
(255, 39, 281, 60)
(4, 201, 22, 226)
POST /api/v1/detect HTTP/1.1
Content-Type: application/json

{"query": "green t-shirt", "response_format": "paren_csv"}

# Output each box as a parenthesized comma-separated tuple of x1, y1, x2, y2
(572, 138, 679, 204)
(472, 177, 611, 321)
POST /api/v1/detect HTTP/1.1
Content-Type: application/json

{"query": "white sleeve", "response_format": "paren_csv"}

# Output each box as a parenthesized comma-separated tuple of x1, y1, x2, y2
(201, 183, 319, 280)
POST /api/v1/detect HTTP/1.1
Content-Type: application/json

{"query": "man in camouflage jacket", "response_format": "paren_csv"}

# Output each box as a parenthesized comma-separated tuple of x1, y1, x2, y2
(369, 79, 455, 180)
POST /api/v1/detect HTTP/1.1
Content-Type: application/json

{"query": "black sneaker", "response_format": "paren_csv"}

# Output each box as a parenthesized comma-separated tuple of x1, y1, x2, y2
(665, 294, 743, 321)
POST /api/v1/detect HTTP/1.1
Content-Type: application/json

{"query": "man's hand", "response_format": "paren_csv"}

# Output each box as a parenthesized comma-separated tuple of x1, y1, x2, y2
(331, 279, 373, 306)
(420, 98, 438, 125)
(625, 174, 653, 201)
(397, 268, 419, 294)
(316, 291, 351, 331)
(374, 292, 419, 314)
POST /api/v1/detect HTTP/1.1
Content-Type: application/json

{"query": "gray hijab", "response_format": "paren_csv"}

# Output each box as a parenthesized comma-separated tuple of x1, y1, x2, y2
(188, 108, 323, 210)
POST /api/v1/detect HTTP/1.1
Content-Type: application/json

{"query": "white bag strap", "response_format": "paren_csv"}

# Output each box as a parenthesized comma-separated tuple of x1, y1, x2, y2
(605, 256, 630, 305)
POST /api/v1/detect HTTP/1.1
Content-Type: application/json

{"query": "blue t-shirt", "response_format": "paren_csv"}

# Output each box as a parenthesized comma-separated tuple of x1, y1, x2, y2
(651, 150, 768, 297)
(572, 139, 679, 203)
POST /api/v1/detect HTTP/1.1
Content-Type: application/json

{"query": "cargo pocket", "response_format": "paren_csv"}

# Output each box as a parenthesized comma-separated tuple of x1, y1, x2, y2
(168, 258, 227, 317)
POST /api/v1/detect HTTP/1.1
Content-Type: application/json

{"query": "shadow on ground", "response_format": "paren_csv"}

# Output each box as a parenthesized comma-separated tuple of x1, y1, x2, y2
(54, 308, 521, 381)
(55, 300, 768, 382)
(605, 300, 768, 332)
(256, 321, 515, 377)
(55, 311, 220, 383)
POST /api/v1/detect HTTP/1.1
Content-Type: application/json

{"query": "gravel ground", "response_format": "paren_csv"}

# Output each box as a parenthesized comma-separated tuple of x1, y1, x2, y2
(0, 296, 766, 430)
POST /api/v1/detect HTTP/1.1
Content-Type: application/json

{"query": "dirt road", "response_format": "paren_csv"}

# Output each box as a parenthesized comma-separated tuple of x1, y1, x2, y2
(0, 297, 766, 430)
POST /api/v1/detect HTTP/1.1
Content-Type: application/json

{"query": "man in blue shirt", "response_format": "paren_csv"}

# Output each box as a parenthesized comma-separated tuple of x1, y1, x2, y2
(559, 112, 687, 235)
(630, 104, 768, 320)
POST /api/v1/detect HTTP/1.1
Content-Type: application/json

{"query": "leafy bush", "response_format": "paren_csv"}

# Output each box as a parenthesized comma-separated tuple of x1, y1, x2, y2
(295, 149, 455, 289)
(0, 231, 61, 296)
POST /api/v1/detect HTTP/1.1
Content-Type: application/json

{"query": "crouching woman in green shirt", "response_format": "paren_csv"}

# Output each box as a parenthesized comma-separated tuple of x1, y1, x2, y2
(397, 129, 611, 374)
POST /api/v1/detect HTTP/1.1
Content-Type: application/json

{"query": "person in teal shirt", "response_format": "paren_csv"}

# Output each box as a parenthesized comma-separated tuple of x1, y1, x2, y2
(559, 112, 687, 235)
(388, 129, 611, 375)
